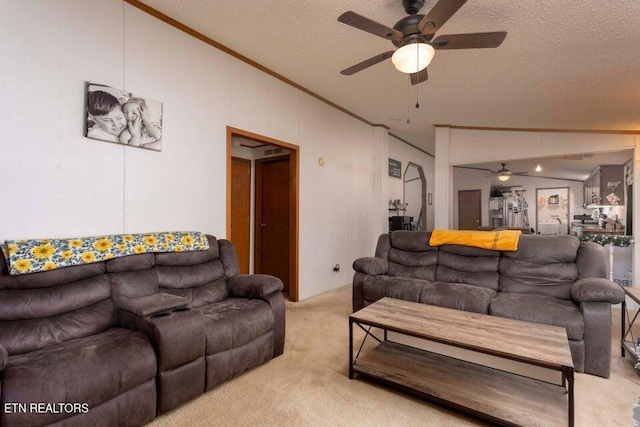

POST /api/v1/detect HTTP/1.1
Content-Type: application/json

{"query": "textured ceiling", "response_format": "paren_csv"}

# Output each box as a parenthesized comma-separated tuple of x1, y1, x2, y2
(137, 0, 640, 155)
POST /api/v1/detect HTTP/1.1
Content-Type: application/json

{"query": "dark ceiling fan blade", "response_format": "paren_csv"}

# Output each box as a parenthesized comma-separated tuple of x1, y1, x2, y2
(410, 68, 428, 85)
(340, 51, 395, 75)
(338, 11, 403, 41)
(418, 0, 468, 35)
(432, 32, 507, 49)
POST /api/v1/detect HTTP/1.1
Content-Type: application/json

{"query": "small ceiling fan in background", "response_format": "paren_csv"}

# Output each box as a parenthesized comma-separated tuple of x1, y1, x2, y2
(338, 0, 507, 85)
(489, 163, 528, 182)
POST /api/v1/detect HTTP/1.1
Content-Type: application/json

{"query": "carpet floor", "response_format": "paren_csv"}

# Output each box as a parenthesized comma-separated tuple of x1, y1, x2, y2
(148, 285, 640, 426)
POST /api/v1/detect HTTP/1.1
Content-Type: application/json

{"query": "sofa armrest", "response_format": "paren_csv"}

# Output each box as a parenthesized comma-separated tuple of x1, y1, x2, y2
(571, 278, 625, 304)
(116, 293, 189, 317)
(0, 343, 8, 372)
(353, 257, 389, 276)
(228, 274, 283, 299)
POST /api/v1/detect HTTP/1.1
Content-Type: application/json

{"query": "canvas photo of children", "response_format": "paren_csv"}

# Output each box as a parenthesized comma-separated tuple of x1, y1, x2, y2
(85, 83, 163, 152)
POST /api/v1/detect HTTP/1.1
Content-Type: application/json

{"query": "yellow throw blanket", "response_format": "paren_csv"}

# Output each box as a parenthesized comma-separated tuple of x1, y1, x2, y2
(429, 229, 521, 251)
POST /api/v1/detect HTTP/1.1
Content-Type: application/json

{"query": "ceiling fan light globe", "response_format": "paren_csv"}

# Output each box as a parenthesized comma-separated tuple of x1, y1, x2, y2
(498, 174, 510, 182)
(392, 43, 435, 74)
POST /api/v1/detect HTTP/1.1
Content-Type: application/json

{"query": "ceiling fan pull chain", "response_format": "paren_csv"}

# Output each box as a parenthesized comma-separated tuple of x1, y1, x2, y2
(415, 44, 420, 108)
(406, 76, 411, 124)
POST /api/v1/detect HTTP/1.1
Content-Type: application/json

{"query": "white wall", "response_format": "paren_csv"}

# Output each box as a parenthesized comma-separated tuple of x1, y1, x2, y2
(1, 0, 127, 238)
(0, 0, 390, 301)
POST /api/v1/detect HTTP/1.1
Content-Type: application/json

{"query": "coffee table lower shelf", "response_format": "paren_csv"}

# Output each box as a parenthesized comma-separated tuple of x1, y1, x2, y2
(353, 341, 568, 427)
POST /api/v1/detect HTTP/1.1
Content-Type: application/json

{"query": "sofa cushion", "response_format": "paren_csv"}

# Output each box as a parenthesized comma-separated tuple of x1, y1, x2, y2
(389, 231, 432, 252)
(108, 268, 159, 300)
(0, 254, 105, 290)
(387, 250, 437, 280)
(199, 298, 274, 355)
(436, 245, 500, 291)
(576, 241, 608, 279)
(362, 275, 425, 304)
(499, 235, 579, 299)
(1, 327, 156, 426)
(418, 281, 497, 314)
(0, 275, 112, 321)
(106, 253, 154, 273)
(156, 260, 225, 289)
(161, 278, 230, 309)
(490, 293, 584, 340)
(0, 299, 118, 356)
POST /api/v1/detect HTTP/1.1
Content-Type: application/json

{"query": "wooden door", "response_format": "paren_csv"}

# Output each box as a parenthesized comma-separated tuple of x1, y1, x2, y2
(458, 190, 482, 230)
(255, 156, 290, 292)
(230, 157, 251, 273)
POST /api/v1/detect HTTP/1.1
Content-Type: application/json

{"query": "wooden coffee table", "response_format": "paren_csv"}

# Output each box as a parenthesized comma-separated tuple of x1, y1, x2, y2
(349, 297, 574, 427)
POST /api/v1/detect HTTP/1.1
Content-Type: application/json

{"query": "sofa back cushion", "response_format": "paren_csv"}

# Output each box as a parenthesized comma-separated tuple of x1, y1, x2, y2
(387, 231, 438, 281)
(154, 235, 230, 308)
(435, 245, 500, 291)
(499, 235, 579, 299)
(576, 241, 607, 279)
(107, 253, 158, 301)
(0, 254, 116, 355)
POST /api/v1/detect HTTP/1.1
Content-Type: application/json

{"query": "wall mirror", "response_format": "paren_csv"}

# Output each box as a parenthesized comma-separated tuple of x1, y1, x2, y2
(536, 187, 570, 234)
(403, 162, 427, 230)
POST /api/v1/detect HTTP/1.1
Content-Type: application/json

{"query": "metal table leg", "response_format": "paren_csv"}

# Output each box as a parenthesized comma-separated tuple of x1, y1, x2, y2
(622, 299, 626, 357)
(349, 317, 354, 379)
(563, 366, 574, 427)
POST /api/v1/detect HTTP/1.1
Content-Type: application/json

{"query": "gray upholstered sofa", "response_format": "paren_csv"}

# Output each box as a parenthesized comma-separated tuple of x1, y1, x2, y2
(0, 235, 284, 426)
(352, 231, 624, 378)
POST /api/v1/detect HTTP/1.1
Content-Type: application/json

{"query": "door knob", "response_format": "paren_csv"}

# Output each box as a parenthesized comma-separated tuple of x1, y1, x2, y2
(260, 223, 266, 227)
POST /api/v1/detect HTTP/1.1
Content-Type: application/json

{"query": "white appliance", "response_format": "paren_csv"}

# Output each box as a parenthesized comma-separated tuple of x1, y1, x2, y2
(538, 219, 561, 235)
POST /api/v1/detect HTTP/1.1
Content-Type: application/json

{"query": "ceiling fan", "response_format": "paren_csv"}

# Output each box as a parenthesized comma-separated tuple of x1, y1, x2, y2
(490, 163, 528, 182)
(338, 0, 507, 84)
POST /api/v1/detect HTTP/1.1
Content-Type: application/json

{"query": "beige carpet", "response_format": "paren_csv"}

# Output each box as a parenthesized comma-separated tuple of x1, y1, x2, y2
(149, 285, 640, 426)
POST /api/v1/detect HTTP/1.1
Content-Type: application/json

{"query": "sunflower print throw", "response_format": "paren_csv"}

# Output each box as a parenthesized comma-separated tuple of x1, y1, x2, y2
(1, 231, 209, 275)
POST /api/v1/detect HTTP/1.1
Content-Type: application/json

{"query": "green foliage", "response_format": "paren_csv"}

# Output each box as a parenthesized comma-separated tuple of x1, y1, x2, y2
(578, 234, 634, 247)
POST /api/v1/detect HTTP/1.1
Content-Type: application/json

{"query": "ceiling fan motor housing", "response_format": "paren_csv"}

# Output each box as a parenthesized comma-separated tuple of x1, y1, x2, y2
(392, 15, 431, 47)
(402, 0, 425, 15)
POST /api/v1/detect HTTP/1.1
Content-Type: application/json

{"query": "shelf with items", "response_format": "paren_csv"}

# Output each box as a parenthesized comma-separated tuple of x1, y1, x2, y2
(583, 165, 624, 207)
(388, 199, 408, 215)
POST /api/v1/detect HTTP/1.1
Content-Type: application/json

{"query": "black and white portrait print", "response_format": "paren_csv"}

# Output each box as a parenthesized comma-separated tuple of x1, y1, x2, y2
(85, 83, 163, 152)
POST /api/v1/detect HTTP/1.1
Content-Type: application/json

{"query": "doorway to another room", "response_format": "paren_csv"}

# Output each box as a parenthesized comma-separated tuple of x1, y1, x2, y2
(226, 127, 299, 301)
(458, 189, 482, 230)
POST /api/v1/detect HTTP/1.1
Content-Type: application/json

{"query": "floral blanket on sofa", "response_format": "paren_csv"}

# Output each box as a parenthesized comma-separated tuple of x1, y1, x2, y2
(2, 231, 209, 275)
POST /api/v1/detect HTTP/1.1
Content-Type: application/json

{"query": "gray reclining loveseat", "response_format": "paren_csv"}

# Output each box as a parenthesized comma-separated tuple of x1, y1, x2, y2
(352, 231, 624, 377)
(0, 234, 284, 426)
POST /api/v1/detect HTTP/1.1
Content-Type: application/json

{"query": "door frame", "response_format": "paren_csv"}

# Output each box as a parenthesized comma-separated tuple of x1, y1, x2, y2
(226, 126, 299, 302)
